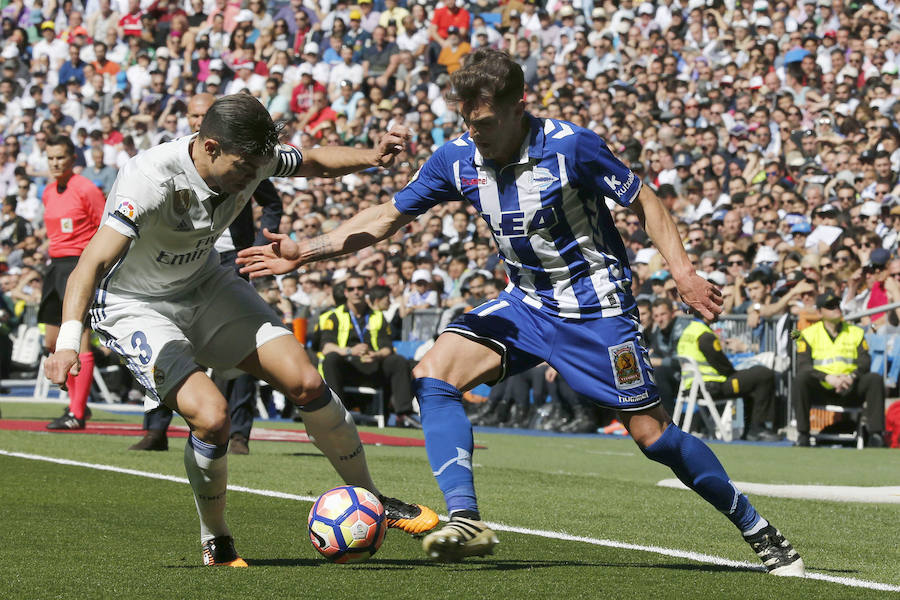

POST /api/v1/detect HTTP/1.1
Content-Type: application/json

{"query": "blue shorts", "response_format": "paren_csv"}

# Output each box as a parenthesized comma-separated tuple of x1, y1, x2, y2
(444, 291, 660, 411)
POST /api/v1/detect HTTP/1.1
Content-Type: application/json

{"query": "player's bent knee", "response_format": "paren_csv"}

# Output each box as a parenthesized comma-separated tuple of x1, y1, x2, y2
(287, 371, 326, 406)
(192, 409, 230, 442)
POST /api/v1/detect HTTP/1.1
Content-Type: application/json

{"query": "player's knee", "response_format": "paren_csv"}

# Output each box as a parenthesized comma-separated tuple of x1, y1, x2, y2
(411, 356, 440, 380)
(287, 370, 326, 406)
(192, 407, 230, 441)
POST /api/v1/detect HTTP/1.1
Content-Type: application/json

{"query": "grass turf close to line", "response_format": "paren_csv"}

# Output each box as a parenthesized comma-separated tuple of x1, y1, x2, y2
(0, 401, 897, 599)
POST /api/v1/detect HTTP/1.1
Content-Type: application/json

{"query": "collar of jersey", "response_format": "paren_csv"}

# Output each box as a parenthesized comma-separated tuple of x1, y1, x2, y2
(472, 112, 545, 169)
(181, 133, 219, 204)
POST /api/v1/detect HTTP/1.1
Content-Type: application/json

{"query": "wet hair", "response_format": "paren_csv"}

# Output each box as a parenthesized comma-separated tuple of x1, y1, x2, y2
(198, 94, 281, 158)
(448, 48, 524, 110)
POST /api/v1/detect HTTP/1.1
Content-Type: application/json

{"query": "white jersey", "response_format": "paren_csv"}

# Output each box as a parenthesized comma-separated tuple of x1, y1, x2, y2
(98, 134, 302, 302)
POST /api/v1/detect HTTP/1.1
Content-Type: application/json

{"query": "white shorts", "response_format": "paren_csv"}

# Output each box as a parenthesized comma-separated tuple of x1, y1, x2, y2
(90, 265, 291, 408)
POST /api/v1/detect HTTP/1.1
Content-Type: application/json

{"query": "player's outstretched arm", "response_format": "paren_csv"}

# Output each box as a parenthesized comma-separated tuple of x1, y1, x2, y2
(296, 127, 409, 178)
(630, 185, 722, 320)
(237, 201, 416, 277)
(44, 226, 131, 386)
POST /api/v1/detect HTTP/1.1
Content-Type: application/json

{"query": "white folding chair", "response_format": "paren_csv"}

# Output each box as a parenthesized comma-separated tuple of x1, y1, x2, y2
(673, 356, 735, 442)
(344, 386, 386, 428)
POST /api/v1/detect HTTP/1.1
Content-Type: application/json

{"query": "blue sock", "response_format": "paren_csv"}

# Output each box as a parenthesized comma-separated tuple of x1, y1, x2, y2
(641, 423, 762, 534)
(414, 377, 478, 516)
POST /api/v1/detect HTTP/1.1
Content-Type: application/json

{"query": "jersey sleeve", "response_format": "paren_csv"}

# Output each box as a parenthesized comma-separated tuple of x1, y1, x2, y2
(574, 129, 642, 207)
(392, 145, 462, 216)
(102, 162, 163, 238)
(269, 144, 304, 178)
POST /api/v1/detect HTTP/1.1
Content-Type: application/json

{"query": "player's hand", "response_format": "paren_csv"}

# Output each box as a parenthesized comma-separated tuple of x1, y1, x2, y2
(373, 126, 409, 169)
(237, 228, 301, 277)
(45, 350, 80, 389)
(675, 272, 723, 321)
(544, 367, 558, 383)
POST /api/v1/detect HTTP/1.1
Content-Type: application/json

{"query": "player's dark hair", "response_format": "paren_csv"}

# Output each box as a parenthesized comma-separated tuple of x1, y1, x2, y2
(198, 94, 281, 159)
(448, 48, 524, 110)
(46, 134, 75, 156)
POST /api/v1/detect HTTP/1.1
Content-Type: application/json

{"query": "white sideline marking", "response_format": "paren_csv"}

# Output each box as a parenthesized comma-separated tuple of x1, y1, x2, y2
(658, 478, 900, 504)
(1, 449, 899, 593)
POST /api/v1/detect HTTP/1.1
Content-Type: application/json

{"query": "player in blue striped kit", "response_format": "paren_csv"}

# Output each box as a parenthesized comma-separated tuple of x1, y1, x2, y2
(237, 50, 804, 575)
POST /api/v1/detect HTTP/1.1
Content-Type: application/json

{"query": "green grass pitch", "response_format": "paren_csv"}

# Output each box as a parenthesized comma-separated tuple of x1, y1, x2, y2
(1, 401, 897, 599)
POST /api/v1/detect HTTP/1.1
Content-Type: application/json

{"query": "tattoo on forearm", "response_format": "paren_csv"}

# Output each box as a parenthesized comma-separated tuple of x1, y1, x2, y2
(305, 235, 334, 261)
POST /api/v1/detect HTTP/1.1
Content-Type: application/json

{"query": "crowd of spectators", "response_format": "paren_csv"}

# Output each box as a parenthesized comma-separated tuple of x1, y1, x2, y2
(2, 0, 900, 432)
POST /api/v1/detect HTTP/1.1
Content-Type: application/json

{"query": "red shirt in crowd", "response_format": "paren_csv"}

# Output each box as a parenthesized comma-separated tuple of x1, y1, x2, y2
(119, 11, 143, 37)
(290, 80, 326, 115)
(431, 5, 470, 38)
(42, 174, 106, 258)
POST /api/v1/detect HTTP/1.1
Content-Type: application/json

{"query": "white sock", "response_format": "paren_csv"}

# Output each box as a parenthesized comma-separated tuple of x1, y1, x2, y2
(301, 388, 379, 495)
(184, 434, 231, 543)
(743, 517, 769, 537)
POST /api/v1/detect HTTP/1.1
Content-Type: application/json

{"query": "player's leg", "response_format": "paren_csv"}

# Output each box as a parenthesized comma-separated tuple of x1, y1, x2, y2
(239, 334, 439, 534)
(237, 334, 380, 492)
(552, 312, 804, 576)
(414, 294, 547, 560)
(622, 405, 803, 575)
(413, 331, 503, 560)
(164, 372, 247, 567)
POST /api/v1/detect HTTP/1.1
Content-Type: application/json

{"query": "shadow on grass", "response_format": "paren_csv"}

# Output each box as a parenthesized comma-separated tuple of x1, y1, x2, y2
(169, 558, 782, 575)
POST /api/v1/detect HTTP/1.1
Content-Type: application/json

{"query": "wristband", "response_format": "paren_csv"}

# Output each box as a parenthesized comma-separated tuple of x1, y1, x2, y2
(56, 320, 84, 353)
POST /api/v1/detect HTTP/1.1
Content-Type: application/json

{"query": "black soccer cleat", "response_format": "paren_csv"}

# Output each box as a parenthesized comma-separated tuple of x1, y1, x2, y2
(422, 515, 499, 562)
(379, 495, 439, 534)
(744, 525, 805, 576)
(201, 536, 248, 567)
(46, 411, 86, 430)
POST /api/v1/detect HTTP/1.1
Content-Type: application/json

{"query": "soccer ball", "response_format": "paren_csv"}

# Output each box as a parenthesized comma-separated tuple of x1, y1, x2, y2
(307, 486, 387, 563)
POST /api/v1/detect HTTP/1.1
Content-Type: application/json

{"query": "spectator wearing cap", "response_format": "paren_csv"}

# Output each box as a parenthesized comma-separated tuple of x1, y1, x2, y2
(406, 268, 439, 311)
(355, 0, 380, 34)
(33, 21, 69, 70)
(436, 25, 470, 75)
(289, 61, 325, 115)
(225, 59, 265, 95)
(792, 291, 886, 447)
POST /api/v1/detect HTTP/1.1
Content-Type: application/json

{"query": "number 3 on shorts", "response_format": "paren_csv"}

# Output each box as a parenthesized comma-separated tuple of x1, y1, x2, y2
(131, 331, 153, 365)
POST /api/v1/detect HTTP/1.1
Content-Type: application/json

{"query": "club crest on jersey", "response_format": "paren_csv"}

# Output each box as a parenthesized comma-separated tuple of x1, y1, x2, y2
(60, 217, 73, 233)
(609, 341, 644, 390)
(531, 166, 558, 192)
(173, 189, 191, 215)
(116, 200, 136, 220)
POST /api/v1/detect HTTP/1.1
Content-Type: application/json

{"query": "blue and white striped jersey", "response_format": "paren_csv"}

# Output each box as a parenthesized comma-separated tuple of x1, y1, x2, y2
(393, 114, 642, 319)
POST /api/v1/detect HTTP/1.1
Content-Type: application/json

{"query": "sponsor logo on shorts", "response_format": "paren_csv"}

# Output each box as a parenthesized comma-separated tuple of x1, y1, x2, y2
(153, 366, 165, 387)
(618, 390, 650, 404)
(116, 200, 136, 220)
(608, 340, 645, 390)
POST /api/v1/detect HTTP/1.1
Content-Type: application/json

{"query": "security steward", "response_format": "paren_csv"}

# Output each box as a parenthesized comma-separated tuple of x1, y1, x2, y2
(792, 291, 886, 447)
(319, 272, 420, 428)
(676, 316, 781, 441)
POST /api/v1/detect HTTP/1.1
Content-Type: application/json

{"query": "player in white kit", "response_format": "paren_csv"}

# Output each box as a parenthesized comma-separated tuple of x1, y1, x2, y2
(43, 94, 438, 566)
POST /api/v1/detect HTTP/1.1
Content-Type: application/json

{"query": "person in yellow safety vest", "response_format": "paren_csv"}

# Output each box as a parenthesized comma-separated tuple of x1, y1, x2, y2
(676, 317, 781, 441)
(319, 272, 421, 428)
(791, 291, 886, 447)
